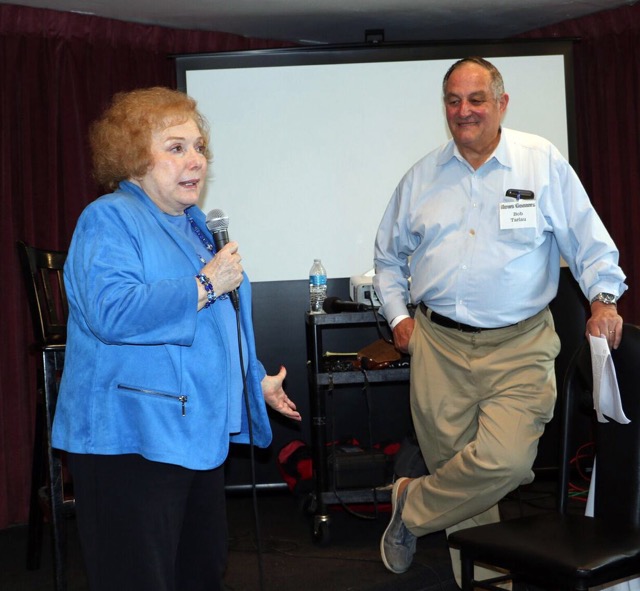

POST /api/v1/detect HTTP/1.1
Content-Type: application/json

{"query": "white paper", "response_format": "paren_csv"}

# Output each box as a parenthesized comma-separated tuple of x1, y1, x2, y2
(589, 335, 630, 424)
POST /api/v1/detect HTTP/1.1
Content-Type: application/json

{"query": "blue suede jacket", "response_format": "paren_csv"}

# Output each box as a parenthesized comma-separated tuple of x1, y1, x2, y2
(52, 182, 272, 469)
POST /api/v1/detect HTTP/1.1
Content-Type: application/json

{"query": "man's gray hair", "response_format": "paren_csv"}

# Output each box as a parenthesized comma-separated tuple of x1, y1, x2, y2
(442, 57, 505, 100)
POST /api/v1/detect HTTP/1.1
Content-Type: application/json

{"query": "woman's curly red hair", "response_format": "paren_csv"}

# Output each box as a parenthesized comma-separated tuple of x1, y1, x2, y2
(90, 87, 211, 192)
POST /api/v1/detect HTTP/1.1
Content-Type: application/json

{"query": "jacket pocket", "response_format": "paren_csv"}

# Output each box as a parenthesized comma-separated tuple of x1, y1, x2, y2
(117, 383, 188, 416)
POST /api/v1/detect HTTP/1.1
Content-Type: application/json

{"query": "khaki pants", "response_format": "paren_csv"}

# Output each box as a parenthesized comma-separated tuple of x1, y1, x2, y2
(403, 306, 560, 585)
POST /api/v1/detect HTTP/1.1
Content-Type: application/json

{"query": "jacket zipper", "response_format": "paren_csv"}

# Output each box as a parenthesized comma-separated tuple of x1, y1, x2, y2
(117, 384, 188, 416)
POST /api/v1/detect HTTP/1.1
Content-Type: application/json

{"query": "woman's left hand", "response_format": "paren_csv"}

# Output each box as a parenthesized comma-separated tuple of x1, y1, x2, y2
(261, 366, 301, 421)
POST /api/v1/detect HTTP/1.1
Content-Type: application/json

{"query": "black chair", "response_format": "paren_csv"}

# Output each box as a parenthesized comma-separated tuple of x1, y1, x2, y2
(449, 323, 640, 591)
(18, 240, 72, 591)
(539, 266, 588, 472)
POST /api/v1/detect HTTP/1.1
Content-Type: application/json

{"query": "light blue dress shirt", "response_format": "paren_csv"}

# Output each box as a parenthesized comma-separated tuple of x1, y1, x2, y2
(374, 128, 627, 328)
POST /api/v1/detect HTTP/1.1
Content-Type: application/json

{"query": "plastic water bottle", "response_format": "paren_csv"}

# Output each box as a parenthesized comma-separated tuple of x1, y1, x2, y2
(309, 259, 327, 314)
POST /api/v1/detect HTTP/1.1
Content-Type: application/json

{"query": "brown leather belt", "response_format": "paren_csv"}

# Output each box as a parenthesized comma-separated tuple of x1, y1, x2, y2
(419, 302, 512, 333)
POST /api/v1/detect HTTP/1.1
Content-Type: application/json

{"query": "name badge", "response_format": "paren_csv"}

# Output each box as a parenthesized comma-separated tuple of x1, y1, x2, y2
(499, 202, 537, 229)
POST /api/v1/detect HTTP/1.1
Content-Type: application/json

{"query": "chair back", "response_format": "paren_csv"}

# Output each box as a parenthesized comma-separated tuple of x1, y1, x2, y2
(558, 338, 592, 513)
(541, 267, 588, 471)
(559, 324, 640, 525)
(595, 324, 640, 526)
(17, 240, 68, 346)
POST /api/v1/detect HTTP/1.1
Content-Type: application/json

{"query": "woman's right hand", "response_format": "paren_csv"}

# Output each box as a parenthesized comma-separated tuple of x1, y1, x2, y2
(195, 241, 244, 310)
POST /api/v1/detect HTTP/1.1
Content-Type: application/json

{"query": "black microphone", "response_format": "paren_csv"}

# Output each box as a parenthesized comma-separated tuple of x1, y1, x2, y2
(323, 296, 372, 314)
(205, 208, 239, 311)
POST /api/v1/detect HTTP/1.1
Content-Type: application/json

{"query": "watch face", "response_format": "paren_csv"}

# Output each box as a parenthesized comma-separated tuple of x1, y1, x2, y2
(596, 293, 616, 304)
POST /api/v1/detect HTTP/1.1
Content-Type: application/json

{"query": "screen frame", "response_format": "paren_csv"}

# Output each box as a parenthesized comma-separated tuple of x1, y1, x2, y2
(175, 39, 577, 167)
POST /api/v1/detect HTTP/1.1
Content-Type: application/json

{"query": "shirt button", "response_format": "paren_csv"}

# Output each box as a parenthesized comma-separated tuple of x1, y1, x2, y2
(469, 229, 476, 236)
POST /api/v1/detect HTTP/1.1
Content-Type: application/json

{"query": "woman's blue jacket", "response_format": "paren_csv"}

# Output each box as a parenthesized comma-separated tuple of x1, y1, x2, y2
(52, 182, 273, 469)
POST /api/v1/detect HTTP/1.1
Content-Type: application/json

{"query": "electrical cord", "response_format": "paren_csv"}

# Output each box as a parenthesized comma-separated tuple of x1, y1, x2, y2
(234, 306, 266, 591)
(568, 440, 594, 502)
(368, 295, 394, 345)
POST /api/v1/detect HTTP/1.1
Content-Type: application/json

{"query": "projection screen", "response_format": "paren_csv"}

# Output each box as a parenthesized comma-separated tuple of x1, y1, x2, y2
(176, 41, 575, 282)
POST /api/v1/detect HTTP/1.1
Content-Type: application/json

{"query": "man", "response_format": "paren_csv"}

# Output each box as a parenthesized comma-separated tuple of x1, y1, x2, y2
(373, 56, 627, 581)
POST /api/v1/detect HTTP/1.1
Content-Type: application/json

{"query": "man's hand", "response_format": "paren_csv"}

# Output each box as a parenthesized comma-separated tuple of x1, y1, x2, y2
(586, 301, 623, 349)
(392, 317, 415, 353)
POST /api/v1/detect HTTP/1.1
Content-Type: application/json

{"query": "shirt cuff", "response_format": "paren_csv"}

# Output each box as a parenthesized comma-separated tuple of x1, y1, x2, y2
(390, 314, 410, 329)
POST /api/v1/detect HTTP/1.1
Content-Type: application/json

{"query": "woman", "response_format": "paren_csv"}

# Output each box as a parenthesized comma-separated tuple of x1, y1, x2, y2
(52, 87, 301, 591)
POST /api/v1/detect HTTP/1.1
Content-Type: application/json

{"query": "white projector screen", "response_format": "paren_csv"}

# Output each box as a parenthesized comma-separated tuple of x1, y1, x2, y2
(176, 42, 575, 283)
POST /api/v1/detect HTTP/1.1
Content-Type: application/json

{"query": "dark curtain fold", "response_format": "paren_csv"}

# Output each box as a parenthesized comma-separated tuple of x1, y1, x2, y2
(0, 4, 290, 528)
(1, 2, 638, 528)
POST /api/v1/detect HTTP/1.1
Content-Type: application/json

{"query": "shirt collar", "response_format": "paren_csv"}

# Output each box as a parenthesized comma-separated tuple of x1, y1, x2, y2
(436, 127, 511, 170)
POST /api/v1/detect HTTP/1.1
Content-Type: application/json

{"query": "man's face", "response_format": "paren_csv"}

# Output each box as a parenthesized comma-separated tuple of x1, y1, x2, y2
(444, 62, 508, 158)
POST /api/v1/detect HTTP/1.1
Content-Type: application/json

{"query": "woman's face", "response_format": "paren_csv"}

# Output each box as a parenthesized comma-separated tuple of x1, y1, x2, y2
(133, 118, 208, 216)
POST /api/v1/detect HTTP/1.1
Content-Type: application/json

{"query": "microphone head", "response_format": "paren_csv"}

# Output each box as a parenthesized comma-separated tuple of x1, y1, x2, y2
(322, 297, 340, 313)
(206, 209, 229, 233)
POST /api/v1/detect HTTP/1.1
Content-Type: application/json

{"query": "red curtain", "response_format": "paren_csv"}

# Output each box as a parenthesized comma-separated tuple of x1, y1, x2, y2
(0, 4, 290, 528)
(519, 4, 640, 325)
(1, 2, 639, 529)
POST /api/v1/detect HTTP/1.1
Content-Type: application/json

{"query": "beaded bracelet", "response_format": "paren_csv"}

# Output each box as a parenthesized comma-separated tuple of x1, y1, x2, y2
(195, 273, 217, 308)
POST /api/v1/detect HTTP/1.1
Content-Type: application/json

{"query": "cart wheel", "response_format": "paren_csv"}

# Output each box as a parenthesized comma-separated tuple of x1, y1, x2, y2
(312, 515, 331, 546)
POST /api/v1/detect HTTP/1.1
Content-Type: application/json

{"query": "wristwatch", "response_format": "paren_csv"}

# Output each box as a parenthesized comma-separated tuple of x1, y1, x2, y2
(590, 292, 617, 305)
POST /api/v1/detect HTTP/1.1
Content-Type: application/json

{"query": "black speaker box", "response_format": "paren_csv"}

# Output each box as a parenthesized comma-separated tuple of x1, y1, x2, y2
(327, 445, 391, 489)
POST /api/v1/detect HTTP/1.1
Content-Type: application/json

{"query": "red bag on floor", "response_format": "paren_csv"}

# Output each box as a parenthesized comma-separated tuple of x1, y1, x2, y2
(277, 440, 313, 494)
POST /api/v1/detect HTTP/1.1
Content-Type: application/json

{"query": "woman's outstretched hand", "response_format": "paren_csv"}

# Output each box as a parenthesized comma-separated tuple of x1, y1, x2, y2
(261, 366, 301, 421)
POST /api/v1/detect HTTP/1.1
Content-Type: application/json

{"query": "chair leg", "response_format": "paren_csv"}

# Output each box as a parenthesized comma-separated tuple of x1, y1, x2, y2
(44, 350, 67, 591)
(26, 395, 46, 570)
(459, 550, 475, 591)
(48, 453, 68, 591)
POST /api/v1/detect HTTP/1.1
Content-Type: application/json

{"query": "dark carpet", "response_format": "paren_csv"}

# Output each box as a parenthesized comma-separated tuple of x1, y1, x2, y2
(0, 480, 562, 591)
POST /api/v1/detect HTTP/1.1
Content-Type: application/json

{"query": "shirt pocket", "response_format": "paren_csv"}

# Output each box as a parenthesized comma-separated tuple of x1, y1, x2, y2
(496, 198, 544, 248)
